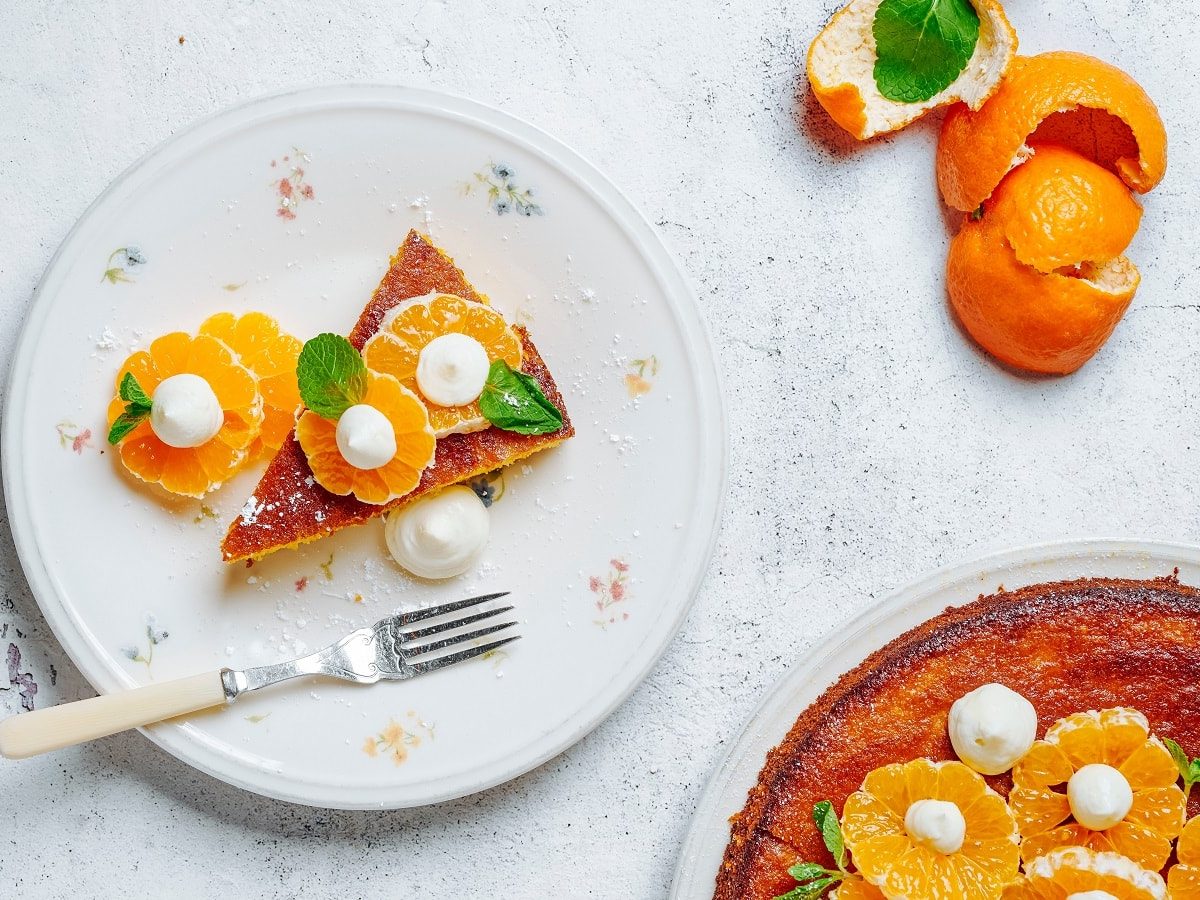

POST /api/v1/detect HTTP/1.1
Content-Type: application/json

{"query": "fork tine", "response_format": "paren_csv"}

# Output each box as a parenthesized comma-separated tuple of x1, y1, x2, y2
(404, 621, 518, 657)
(395, 591, 510, 626)
(409, 635, 522, 676)
(400, 605, 514, 641)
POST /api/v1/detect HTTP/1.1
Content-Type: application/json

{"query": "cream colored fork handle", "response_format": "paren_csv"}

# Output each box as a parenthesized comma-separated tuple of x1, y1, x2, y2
(0, 671, 227, 759)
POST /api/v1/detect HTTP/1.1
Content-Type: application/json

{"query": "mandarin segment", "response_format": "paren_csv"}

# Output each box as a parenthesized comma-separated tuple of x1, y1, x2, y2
(1004, 847, 1166, 900)
(363, 293, 523, 437)
(843, 759, 1018, 900)
(107, 333, 262, 498)
(937, 51, 1169, 211)
(200, 311, 302, 459)
(1012, 708, 1185, 871)
(295, 370, 435, 505)
(1169, 817, 1200, 900)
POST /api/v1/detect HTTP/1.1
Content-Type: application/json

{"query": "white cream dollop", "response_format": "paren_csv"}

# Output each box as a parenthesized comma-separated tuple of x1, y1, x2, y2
(904, 799, 966, 855)
(415, 333, 490, 407)
(384, 486, 489, 579)
(948, 683, 1038, 775)
(1067, 893, 1119, 900)
(335, 404, 396, 470)
(150, 373, 224, 448)
(1067, 763, 1133, 831)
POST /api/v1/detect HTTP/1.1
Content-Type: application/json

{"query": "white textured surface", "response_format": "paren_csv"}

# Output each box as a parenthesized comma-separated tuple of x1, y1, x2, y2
(0, 1, 1197, 897)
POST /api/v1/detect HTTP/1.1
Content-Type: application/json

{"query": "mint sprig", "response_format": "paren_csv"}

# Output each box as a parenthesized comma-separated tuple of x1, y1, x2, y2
(873, 0, 980, 104)
(478, 360, 563, 435)
(297, 333, 368, 420)
(772, 801, 849, 900)
(1165, 737, 1200, 802)
(107, 372, 154, 445)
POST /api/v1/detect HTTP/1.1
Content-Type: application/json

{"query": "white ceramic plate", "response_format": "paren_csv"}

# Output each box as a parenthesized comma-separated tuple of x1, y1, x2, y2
(670, 538, 1200, 899)
(3, 85, 725, 809)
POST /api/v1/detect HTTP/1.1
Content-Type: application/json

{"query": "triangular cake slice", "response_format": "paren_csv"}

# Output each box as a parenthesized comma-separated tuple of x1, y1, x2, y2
(221, 230, 574, 563)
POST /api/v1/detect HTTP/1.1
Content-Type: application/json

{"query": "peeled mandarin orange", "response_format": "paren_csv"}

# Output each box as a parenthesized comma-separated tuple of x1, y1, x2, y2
(807, 0, 1017, 141)
(842, 758, 1019, 900)
(988, 144, 1142, 273)
(947, 144, 1143, 375)
(295, 370, 435, 505)
(107, 332, 262, 498)
(1002, 846, 1165, 900)
(199, 312, 302, 461)
(1010, 709, 1186, 871)
(937, 51, 1168, 212)
(1168, 817, 1200, 900)
(362, 293, 522, 437)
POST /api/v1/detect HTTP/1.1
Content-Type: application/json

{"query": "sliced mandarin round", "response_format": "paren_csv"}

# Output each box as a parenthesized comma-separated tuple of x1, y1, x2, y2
(1003, 846, 1165, 900)
(362, 293, 522, 437)
(199, 312, 301, 460)
(295, 370, 435, 505)
(1169, 816, 1200, 900)
(841, 758, 1019, 900)
(1010, 709, 1186, 871)
(107, 332, 262, 498)
(937, 51, 1168, 212)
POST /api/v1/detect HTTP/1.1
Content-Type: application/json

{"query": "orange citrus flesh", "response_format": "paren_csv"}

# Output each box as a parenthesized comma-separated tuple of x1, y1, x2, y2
(294, 370, 435, 505)
(831, 878, 886, 899)
(199, 312, 301, 461)
(107, 332, 262, 498)
(937, 51, 1168, 212)
(1002, 846, 1166, 900)
(946, 144, 1142, 375)
(989, 144, 1142, 272)
(1168, 816, 1200, 900)
(1010, 708, 1186, 871)
(363, 293, 522, 437)
(841, 758, 1019, 899)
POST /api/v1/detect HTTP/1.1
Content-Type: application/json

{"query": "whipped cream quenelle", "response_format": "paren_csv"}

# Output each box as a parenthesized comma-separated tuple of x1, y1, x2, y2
(335, 404, 397, 470)
(385, 486, 490, 579)
(904, 799, 965, 855)
(149, 373, 224, 448)
(1066, 893, 1119, 900)
(948, 683, 1038, 775)
(1067, 763, 1133, 830)
(416, 333, 490, 407)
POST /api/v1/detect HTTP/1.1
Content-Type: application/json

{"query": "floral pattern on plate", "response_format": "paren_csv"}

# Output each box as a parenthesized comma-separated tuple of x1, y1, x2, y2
(271, 149, 315, 220)
(465, 162, 543, 216)
(102, 246, 146, 284)
(625, 356, 659, 398)
(121, 616, 169, 670)
(56, 421, 93, 454)
(591, 559, 632, 627)
(362, 714, 434, 766)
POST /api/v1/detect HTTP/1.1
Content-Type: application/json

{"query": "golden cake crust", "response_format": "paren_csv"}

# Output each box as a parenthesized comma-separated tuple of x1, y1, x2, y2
(714, 576, 1200, 900)
(220, 231, 574, 562)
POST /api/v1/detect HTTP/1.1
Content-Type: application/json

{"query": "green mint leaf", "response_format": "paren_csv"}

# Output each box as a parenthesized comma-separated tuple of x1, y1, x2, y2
(1191, 759, 1200, 782)
(478, 360, 563, 435)
(1166, 738, 1193, 784)
(873, 0, 980, 104)
(108, 409, 149, 445)
(297, 333, 368, 420)
(118, 372, 152, 410)
(787, 863, 831, 882)
(773, 877, 836, 900)
(813, 801, 846, 871)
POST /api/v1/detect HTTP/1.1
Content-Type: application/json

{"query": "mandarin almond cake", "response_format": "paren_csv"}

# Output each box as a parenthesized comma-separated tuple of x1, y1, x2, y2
(715, 576, 1200, 900)
(219, 229, 574, 564)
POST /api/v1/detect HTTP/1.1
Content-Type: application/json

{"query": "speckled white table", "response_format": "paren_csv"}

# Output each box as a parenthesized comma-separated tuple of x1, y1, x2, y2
(1, 1, 1197, 897)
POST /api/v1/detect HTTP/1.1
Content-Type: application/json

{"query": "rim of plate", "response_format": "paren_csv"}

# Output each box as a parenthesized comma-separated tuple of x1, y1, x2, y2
(2, 84, 728, 809)
(669, 536, 1200, 898)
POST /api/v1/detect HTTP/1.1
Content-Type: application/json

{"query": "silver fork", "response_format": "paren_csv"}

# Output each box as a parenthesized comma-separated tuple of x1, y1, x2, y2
(0, 591, 517, 760)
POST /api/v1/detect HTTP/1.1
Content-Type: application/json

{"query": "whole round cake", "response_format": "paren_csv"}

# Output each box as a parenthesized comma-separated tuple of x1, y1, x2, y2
(715, 576, 1200, 899)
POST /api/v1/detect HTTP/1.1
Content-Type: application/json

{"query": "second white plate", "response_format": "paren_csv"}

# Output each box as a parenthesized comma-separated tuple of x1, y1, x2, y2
(670, 538, 1200, 899)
